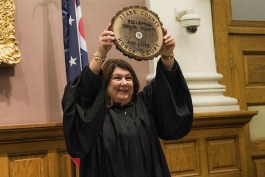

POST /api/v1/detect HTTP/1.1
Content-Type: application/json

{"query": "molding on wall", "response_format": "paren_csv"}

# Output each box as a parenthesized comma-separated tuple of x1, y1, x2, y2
(194, 110, 257, 129)
(0, 123, 64, 144)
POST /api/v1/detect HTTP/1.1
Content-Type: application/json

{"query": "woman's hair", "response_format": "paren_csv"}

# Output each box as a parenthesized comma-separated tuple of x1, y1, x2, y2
(102, 59, 140, 107)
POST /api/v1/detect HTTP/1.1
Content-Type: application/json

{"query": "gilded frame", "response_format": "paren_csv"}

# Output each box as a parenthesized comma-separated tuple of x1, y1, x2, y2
(0, 0, 21, 66)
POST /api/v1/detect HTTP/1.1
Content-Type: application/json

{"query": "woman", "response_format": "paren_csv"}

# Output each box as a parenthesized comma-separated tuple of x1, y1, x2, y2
(62, 24, 193, 177)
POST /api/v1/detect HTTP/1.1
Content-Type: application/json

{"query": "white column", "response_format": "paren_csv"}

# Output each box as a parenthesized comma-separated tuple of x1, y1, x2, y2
(145, 0, 239, 113)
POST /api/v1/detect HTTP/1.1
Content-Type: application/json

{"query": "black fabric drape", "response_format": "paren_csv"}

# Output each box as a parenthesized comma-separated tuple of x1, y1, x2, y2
(62, 59, 193, 177)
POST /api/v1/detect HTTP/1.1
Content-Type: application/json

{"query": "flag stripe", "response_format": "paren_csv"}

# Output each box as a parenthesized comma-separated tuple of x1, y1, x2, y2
(79, 18, 86, 39)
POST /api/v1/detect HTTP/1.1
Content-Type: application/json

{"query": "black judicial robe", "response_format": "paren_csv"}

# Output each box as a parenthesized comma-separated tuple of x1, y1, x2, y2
(62, 59, 193, 177)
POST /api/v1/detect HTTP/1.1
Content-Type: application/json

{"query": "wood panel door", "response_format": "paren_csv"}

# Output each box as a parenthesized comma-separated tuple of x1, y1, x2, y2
(229, 35, 265, 109)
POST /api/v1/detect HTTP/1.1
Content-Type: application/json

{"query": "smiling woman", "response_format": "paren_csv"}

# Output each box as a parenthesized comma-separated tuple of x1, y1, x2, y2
(61, 23, 193, 177)
(107, 67, 134, 106)
(103, 59, 138, 107)
(0, 0, 21, 67)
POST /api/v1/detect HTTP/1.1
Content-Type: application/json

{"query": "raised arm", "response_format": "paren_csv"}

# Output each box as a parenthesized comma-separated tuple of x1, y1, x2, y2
(62, 25, 116, 157)
(160, 28, 175, 71)
(89, 24, 115, 75)
(139, 29, 193, 140)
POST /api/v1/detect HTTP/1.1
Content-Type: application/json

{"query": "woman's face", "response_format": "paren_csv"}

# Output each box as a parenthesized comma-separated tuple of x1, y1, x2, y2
(107, 67, 134, 106)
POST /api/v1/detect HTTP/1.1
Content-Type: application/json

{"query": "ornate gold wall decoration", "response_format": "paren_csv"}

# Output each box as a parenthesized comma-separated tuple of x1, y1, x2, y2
(0, 0, 21, 66)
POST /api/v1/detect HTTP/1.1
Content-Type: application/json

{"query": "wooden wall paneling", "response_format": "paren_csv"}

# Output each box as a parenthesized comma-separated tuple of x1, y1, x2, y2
(211, 0, 233, 96)
(9, 153, 47, 177)
(211, 1, 265, 107)
(0, 154, 9, 177)
(0, 123, 73, 177)
(163, 129, 243, 177)
(199, 135, 208, 177)
(244, 54, 265, 104)
(161, 111, 256, 177)
(206, 136, 240, 174)
(228, 35, 247, 109)
(211, 1, 265, 176)
(212, 0, 265, 108)
(231, 33, 265, 173)
(253, 158, 265, 177)
(205, 129, 243, 177)
(229, 35, 265, 107)
(243, 123, 256, 177)
(0, 112, 259, 177)
(59, 151, 78, 177)
(163, 138, 200, 176)
(48, 150, 60, 177)
(251, 139, 265, 177)
(211, 0, 265, 108)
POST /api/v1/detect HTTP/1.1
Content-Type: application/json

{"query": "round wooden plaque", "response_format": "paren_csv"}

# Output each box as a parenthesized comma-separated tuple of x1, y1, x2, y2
(110, 6, 164, 61)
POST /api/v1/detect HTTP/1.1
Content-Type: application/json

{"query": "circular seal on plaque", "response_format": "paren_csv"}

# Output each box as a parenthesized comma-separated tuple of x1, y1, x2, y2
(110, 6, 164, 61)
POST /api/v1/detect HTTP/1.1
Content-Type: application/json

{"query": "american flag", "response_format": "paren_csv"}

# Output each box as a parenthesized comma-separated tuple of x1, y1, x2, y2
(62, 0, 87, 165)
(62, 0, 88, 82)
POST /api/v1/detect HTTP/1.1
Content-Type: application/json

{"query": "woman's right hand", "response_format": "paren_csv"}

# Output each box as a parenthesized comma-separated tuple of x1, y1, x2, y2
(95, 24, 115, 58)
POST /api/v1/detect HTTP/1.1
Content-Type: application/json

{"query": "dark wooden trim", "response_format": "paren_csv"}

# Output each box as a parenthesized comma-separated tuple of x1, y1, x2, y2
(193, 111, 257, 129)
(228, 27, 265, 34)
(231, 21, 265, 28)
(0, 123, 64, 144)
